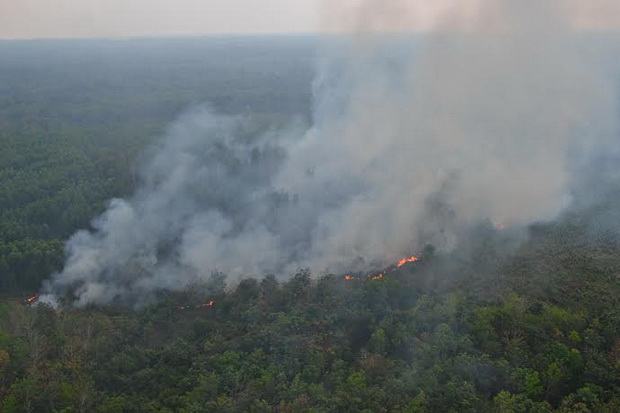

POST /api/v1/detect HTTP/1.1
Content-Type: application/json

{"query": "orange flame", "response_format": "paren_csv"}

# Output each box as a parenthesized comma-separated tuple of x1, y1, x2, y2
(26, 293, 40, 303)
(344, 275, 357, 281)
(370, 254, 420, 280)
(394, 255, 419, 269)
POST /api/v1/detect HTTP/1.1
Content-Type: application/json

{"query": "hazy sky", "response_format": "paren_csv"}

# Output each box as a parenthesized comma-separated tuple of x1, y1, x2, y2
(0, 0, 320, 39)
(1, 0, 619, 39)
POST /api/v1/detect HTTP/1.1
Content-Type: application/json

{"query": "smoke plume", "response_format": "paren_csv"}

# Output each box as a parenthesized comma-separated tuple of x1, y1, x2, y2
(42, 1, 618, 306)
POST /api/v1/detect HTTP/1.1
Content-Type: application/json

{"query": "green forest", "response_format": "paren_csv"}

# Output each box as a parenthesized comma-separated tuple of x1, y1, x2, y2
(3, 224, 620, 412)
(2, 37, 620, 412)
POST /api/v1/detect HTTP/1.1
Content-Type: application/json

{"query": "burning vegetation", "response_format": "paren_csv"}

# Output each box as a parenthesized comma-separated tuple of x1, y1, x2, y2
(371, 272, 386, 281)
(179, 301, 215, 311)
(25, 293, 39, 304)
(345, 254, 420, 282)
(394, 256, 419, 269)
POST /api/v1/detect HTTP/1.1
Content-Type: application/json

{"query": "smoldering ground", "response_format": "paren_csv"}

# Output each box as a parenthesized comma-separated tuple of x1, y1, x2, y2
(41, 1, 619, 306)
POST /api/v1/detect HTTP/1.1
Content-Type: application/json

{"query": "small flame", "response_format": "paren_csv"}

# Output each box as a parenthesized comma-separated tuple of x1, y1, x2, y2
(26, 293, 40, 304)
(371, 272, 386, 281)
(181, 301, 215, 311)
(342, 253, 420, 283)
(394, 255, 419, 269)
(369, 254, 420, 280)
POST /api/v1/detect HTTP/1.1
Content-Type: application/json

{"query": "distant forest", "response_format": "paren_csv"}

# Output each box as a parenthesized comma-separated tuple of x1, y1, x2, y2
(2, 37, 620, 412)
(0, 36, 315, 293)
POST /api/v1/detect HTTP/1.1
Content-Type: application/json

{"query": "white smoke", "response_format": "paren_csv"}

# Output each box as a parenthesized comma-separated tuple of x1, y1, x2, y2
(43, 1, 619, 306)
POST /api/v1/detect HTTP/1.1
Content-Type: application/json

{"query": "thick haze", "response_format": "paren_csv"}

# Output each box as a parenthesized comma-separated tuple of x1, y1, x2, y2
(0, 0, 318, 39)
(41, 0, 619, 306)
(1, 0, 620, 39)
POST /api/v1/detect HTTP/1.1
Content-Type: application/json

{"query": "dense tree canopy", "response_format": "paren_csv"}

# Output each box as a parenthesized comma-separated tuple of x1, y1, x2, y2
(2, 229, 620, 412)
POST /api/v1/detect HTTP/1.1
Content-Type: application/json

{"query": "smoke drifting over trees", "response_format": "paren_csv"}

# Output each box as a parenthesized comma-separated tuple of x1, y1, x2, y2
(42, 1, 619, 306)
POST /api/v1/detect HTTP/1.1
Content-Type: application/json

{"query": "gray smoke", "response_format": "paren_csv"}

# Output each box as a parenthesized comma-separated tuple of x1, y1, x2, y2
(41, 1, 618, 306)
